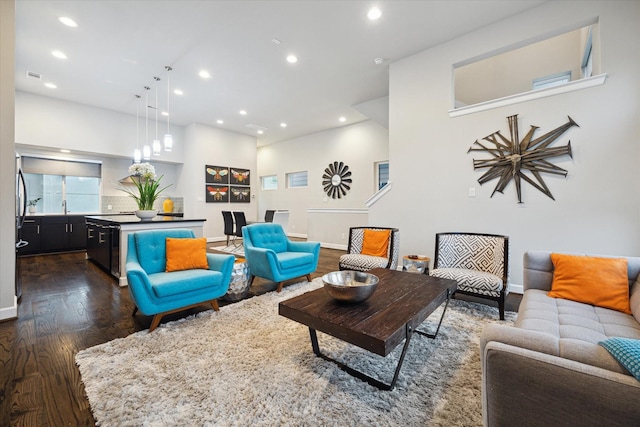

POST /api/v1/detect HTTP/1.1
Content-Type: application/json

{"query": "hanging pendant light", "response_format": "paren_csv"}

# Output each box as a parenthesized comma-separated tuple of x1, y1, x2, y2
(163, 66, 173, 152)
(152, 76, 161, 156)
(143, 86, 151, 160)
(133, 94, 142, 163)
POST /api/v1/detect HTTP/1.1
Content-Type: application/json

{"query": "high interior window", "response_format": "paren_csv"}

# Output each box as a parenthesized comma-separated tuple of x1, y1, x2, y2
(376, 161, 389, 190)
(261, 175, 278, 190)
(453, 21, 599, 109)
(22, 156, 101, 214)
(286, 171, 308, 188)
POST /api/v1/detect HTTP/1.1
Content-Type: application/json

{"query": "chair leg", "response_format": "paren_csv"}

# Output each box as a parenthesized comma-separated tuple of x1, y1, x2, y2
(132, 306, 138, 316)
(498, 293, 506, 321)
(306, 274, 312, 282)
(276, 282, 284, 292)
(149, 314, 163, 332)
(226, 235, 230, 246)
(210, 300, 220, 311)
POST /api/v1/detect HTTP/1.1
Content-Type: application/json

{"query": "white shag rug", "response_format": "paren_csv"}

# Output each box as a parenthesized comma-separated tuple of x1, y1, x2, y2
(76, 279, 515, 426)
(209, 244, 245, 257)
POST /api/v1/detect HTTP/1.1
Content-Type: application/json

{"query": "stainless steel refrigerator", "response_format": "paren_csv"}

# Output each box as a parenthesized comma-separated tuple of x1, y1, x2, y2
(16, 152, 28, 301)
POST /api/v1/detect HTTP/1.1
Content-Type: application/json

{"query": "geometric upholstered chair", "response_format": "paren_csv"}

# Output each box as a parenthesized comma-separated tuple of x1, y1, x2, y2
(429, 232, 509, 320)
(126, 228, 235, 332)
(242, 223, 320, 293)
(338, 226, 400, 272)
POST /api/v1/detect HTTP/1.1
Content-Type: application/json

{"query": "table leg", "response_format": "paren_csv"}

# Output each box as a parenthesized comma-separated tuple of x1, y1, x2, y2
(415, 288, 452, 339)
(308, 324, 414, 391)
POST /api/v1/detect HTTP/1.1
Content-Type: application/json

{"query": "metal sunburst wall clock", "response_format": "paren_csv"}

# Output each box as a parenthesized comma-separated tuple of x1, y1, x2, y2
(468, 114, 578, 203)
(322, 161, 352, 199)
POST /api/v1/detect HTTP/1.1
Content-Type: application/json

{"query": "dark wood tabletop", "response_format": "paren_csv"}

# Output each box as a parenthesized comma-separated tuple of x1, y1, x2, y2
(279, 268, 457, 357)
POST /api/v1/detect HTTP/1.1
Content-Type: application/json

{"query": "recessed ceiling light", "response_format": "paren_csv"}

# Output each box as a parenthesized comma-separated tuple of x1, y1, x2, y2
(271, 38, 281, 45)
(52, 50, 67, 59)
(161, 111, 169, 116)
(60, 149, 70, 153)
(374, 57, 384, 65)
(217, 119, 224, 124)
(199, 70, 211, 79)
(239, 110, 247, 116)
(280, 122, 287, 128)
(367, 7, 382, 20)
(257, 130, 264, 135)
(286, 54, 298, 64)
(58, 16, 77, 27)
(174, 89, 183, 95)
(44, 82, 57, 89)
(339, 116, 346, 122)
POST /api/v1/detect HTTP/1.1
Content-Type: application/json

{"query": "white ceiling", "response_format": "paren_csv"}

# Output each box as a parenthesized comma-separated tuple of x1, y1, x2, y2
(15, 0, 546, 147)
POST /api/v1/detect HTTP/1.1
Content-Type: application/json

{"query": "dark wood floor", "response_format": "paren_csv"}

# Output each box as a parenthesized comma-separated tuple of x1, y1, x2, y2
(0, 245, 521, 426)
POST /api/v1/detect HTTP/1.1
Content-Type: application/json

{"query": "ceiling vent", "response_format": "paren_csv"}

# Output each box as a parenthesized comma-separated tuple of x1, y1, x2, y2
(26, 70, 42, 80)
(245, 124, 268, 132)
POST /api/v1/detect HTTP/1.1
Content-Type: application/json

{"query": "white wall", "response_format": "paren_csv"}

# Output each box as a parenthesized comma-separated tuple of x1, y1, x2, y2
(257, 120, 389, 242)
(177, 123, 257, 240)
(0, 0, 16, 319)
(374, 1, 640, 289)
(15, 91, 185, 164)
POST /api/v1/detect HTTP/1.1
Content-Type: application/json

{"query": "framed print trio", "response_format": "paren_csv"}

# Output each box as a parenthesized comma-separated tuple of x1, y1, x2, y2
(205, 165, 250, 203)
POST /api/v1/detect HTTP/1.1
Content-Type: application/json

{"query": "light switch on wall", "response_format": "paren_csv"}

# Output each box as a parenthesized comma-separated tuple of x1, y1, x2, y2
(468, 187, 476, 197)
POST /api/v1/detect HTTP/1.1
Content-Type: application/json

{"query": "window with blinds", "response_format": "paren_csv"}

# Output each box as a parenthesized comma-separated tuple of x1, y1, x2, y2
(22, 156, 102, 214)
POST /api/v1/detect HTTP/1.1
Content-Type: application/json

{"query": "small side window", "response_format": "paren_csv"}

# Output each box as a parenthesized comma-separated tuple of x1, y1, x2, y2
(287, 171, 308, 188)
(261, 175, 278, 190)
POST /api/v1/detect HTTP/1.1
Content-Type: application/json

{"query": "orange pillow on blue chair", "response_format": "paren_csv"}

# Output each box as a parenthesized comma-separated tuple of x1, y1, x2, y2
(165, 237, 209, 272)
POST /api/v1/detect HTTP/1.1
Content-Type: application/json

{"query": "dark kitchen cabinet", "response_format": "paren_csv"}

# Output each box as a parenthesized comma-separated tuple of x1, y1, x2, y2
(68, 216, 87, 250)
(18, 217, 42, 255)
(86, 221, 111, 273)
(20, 215, 88, 255)
(41, 216, 69, 252)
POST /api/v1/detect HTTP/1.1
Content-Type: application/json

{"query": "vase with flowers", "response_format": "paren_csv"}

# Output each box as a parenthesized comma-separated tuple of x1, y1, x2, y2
(119, 162, 171, 220)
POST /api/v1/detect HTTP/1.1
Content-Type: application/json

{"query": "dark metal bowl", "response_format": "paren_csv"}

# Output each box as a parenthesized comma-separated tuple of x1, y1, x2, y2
(322, 271, 379, 303)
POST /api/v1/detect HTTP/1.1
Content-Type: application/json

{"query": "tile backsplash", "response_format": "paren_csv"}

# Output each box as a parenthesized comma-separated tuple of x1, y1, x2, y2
(101, 196, 183, 214)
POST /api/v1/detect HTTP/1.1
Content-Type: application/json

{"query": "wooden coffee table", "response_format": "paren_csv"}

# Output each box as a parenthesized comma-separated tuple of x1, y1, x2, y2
(278, 268, 457, 390)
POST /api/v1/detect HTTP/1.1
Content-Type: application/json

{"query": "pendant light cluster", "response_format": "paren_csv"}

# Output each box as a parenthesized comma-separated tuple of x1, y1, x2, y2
(133, 66, 174, 163)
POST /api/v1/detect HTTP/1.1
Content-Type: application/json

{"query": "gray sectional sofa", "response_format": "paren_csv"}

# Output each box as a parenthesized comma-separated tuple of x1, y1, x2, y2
(480, 250, 640, 427)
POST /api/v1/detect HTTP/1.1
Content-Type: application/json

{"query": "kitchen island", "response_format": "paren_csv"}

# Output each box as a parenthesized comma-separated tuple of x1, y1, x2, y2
(85, 214, 206, 287)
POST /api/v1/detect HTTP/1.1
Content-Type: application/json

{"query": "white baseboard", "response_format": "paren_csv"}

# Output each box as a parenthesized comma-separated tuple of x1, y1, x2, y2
(320, 242, 348, 251)
(0, 297, 18, 321)
(508, 283, 523, 295)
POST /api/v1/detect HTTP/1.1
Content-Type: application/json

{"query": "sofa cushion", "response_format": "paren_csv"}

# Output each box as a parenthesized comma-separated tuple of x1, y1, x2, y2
(548, 253, 631, 314)
(599, 337, 640, 381)
(516, 289, 640, 374)
(165, 237, 209, 272)
(430, 267, 503, 297)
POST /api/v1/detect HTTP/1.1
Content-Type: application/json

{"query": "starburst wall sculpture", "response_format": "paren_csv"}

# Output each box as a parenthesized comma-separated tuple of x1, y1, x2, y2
(468, 114, 578, 203)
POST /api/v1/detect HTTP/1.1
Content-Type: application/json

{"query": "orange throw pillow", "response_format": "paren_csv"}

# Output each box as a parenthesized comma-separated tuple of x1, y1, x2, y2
(548, 253, 631, 314)
(165, 237, 209, 272)
(360, 229, 391, 258)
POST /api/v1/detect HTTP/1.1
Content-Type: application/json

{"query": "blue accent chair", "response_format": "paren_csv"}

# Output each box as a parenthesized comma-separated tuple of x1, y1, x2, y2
(242, 223, 320, 292)
(126, 228, 235, 332)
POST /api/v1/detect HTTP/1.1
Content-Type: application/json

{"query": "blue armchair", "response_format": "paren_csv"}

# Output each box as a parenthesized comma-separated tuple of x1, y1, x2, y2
(242, 223, 320, 292)
(126, 228, 235, 332)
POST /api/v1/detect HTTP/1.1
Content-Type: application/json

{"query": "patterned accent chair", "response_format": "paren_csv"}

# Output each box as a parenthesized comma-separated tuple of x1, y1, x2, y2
(338, 227, 400, 272)
(242, 223, 320, 292)
(430, 232, 509, 320)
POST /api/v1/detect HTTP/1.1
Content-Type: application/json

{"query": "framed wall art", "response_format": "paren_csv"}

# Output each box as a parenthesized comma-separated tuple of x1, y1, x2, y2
(206, 185, 229, 203)
(230, 186, 250, 203)
(205, 165, 229, 184)
(230, 167, 250, 185)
